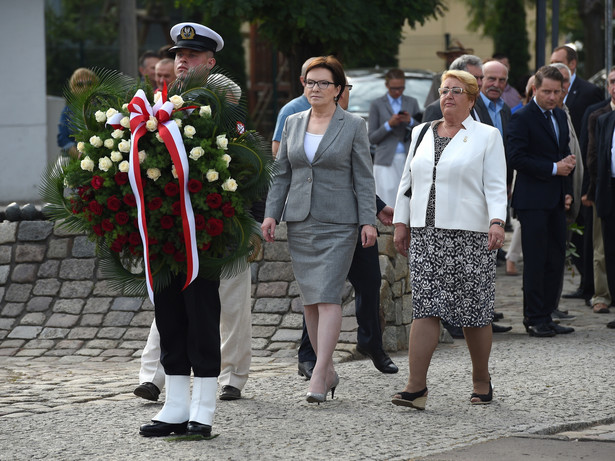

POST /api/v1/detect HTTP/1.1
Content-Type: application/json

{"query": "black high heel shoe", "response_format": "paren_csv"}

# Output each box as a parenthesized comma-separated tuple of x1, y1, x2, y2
(391, 387, 428, 410)
(470, 381, 493, 405)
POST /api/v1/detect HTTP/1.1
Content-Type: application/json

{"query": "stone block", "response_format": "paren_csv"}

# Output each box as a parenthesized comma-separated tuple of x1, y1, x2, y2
(80, 314, 104, 326)
(0, 265, 9, 284)
(56, 339, 84, 350)
(267, 341, 296, 352)
(29, 297, 52, 312)
(7, 326, 42, 339)
(103, 311, 134, 326)
(0, 331, 8, 341)
(0, 317, 16, 330)
(100, 348, 133, 357)
(251, 313, 282, 326)
(4, 283, 32, 302)
(32, 279, 61, 296)
(23, 339, 55, 349)
(255, 282, 288, 298)
(72, 236, 97, 257)
(401, 294, 413, 324)
(53, 221, 84, 237)
(74, 348, 103, 356)
(1, 303, 25, 317)
(92, 280, 123, 297)
(287, 281, 302, 297)
(0, 222, 18, 244)
(290, 297, 304, 313)
(0, 339, 24, 348)
(257, 262, 295, 282)
(38, 260, 60, 278)
(86, 339, 119, 349)
(53, 299, 84, 314)
(338, 331, 355, 343)
(251, 338, 268, 350)
(140, 298, 154, 311)
(130, 311, 155, 327)
(15, 244, 46, 262)
(382, 325, 406, 351)
(67, 327, 98, 340)
(59, 259, 96, 280)
(20, 313, 46, 325)
(122, 327, 150, 341)
(263, 241, 290, 261)
(11, 264, 38, 283)
(111, 297, 142, 311)
(46, 238, 70, 259)
(83, 297, 112, 314)
(0, 246, 11, 264)
(279, 313, 303, 329)
(17, 221, 54, 241)
(15, 349, 46, 357)
(252, 325, 276, 338)
(45, 313, 79, 328)
(341, 316, 359, 332)
(59, 281, 93, 298)
(342, 300, 356, 316)
(97, 327, 126, 339)
(253, 298, 291, 314)
(119, 340, 146, 350)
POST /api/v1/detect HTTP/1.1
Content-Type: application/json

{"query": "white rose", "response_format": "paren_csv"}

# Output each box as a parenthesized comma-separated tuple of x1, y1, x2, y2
(111, 128, 124, 139)
(119, 160, 130, 173)
(145, 116, 158, 132)
(103, 138, 114, 149)
(206, 169, 219, 182)
(106, 108, 118, 119)
(171, 165, 178, 179)
(98, 156, 113, 172)
(216, 134, 228, 150)
(222, 178, 238, 192)
(122, 103, 129, 110)
(169, 95, 184, 110)
(199, 105, 212, 117)
(80, 156, 95, 172)
(155, 132, 164, 143)
(89, 135, 103, 148)
(147, 168, 161, 181)
(138, 150, 147, 164)
(154, 91, 162, 103)
(221, 154, 231, 168)
(94, 110, 106, 123)
(118, 139, 131, 153)
(174, 118, 182, 128)
(77, 142, 85, 153)
(184, 125, 196, 139)
(189, 147, 205, 161)
(120, 116, 130, 129)
(110, 151, 123, 162)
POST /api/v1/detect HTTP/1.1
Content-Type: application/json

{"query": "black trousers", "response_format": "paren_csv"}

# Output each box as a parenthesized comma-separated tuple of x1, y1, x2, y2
(154, 274, 221, 377)
(517, 206, 567, 326)
(298, 235, 384, 362)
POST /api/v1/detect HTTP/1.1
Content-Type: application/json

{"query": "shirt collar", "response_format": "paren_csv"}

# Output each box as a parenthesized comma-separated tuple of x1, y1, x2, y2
(480, 92, 503, 110)
(386, 93, 401, 105)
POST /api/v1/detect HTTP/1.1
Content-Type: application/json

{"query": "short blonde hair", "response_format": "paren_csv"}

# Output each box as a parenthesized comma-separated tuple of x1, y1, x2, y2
(440, 70, 479, 102)
(69, 68, 97, 94)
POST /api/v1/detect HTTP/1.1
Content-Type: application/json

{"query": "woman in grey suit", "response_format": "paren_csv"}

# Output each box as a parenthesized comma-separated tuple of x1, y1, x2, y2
(262, 56, 377, 403)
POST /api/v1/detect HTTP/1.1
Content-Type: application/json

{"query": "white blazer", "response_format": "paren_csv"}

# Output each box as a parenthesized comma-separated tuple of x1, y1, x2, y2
(393, 116, 507, 233)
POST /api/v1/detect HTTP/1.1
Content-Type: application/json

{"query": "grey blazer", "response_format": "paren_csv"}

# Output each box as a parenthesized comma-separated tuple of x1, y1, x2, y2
(265, 104, 376, 226)
(368, 94, 419, 166)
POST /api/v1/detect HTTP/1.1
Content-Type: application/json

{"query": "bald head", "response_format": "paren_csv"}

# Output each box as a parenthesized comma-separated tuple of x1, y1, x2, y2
(481, 60, 508, 102)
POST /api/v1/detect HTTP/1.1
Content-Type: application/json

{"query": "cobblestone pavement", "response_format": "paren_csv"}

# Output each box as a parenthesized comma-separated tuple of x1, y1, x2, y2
(1, 257, 614, 460)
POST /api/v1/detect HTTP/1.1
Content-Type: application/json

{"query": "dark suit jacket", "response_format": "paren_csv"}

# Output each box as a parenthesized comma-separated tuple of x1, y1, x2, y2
(507, 100, 573, 210)
(586, 102, 612, 201)
(594, 111, 615, 217)
(422, 99, 442, 122)
(566, 75, 604, 135)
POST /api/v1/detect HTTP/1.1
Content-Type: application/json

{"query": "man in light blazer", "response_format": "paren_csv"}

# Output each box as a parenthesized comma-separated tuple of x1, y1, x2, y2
(368, 68, 419, 206)
(507, 66, 576, 338)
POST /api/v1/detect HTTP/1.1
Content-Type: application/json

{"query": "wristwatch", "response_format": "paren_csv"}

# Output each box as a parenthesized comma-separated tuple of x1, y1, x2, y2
(490, 221, 505, 228)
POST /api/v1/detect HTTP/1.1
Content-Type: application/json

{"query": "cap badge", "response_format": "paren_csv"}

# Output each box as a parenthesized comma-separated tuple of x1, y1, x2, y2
(180, 26, 196, 40)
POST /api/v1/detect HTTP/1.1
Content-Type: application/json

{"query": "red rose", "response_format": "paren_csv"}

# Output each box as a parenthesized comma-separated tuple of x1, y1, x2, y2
(188, 179, 202, 194)
(88, 201, 103, 216)
(160, 215, 174, 229)
(78, 186, 92, 200)
(206, 193, 222, 209)
(124, 193, 137, 207)
(91, 175, 104, 190)
(162, 242, 175, 254)
(107, 195, 121, 211)
(150, 253, 158, 261)
(93, 224, 104, 236)
(206, 217, 224, 236)
(111, 239, 124, 252)
(195, 214, 206, 230)
(164, 182, 179, 196)
(222, 202, 235, 218)
(115, 211, 129, 225)
(101, 219, 114, 232)
(200, 242, 211, 251)
(129, 232, 141, 246)
(171, 201, 181, 216)
(114, 172, 129, 185)
(174, 251, 186, 262)
(148, 237, 158, 245)
(148, 197, 163, 210)
(116, 234, 129, 245)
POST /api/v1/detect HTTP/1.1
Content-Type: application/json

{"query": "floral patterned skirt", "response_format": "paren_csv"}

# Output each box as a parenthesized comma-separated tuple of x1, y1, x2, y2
(409, 227, 496, 327)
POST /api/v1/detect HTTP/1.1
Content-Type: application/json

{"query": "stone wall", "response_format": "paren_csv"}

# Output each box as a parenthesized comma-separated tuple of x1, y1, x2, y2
(0, 216, 412, 360)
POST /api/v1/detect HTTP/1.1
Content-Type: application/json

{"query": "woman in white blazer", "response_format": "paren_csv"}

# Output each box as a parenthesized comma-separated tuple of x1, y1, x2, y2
(391, 70, 507, 410)
(262, 56, 377, 404)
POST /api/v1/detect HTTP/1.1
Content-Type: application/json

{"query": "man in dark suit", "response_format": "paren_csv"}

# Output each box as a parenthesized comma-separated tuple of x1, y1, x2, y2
(551, 45, 604, 302)
(474, 60, 512, 136)
(507, 66, 576, 337)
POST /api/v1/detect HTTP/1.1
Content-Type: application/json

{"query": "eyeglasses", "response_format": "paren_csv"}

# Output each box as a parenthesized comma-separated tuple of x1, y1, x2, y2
(346, 84, 353, 91)
(388, 86, 405, 91)
(438, 87, 466, 96)
(305, 79, 335, 89)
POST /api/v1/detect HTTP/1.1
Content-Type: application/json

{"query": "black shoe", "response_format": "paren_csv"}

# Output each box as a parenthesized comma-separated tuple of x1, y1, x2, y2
(139, 420, 187, 437)
(497, 248, 507, 261)
(442, 322, 464, 339)
(297, 361, 315, 380)
(552, 309, 575, 320)
(526, 323, 557, 337)
(356, 344, 399, 374)
(548, 322, 574, 334)
(219, 385, 241, 401)
(134, 382, 160, 401)
(607, 320, 615, 329)
(187, 421, 212, 437)
(493, 312, 504, 321)
(492, 323, 512, 333)
(562, 288, 585, 299)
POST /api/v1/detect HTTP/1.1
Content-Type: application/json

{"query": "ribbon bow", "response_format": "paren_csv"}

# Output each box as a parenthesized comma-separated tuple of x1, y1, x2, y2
(109, 88, 199, 304)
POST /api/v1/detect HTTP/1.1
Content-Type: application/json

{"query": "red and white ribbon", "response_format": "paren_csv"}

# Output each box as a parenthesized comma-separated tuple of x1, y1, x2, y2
(109, 89, 199, 304)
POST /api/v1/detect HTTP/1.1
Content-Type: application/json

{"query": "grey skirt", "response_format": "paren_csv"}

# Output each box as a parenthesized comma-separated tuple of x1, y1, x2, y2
(287, 214, 358, 305)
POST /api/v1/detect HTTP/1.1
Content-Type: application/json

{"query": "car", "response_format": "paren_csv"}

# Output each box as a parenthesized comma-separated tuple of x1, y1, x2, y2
(345, 68, 436, 125)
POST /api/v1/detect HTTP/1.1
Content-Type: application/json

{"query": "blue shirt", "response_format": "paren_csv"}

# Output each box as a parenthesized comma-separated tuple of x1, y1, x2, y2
(480, 92, 504, 136)
(272, 95, 311, 142)
(384, 94, 408, 154)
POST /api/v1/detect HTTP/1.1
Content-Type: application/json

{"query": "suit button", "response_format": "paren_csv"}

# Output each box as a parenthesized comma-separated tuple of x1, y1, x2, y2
(307, 177, 312, 182)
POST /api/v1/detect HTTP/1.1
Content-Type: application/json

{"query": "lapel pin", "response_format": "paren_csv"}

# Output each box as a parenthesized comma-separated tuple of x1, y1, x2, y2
(463, 136, 468, 142)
